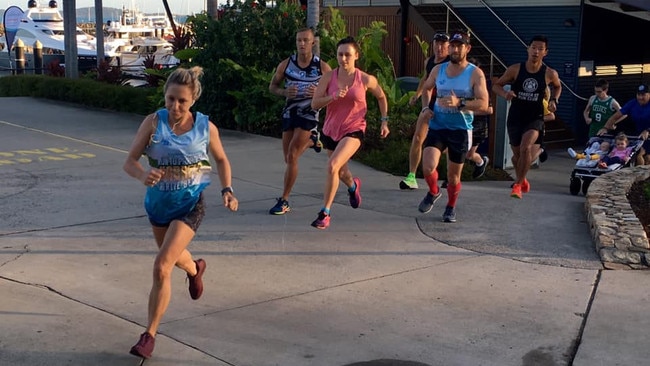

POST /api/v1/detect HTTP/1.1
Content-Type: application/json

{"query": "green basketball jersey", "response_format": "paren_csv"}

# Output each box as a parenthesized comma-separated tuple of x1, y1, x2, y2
(588, 96, 615, 137)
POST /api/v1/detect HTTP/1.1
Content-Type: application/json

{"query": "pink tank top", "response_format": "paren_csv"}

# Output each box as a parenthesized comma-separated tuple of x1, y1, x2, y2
(610, 146, 633, 160)
(323, 68, 367, 141)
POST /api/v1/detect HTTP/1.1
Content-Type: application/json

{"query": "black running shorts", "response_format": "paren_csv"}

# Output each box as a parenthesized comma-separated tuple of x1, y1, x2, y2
(507, 118, 544, 147)
(424, 128, 471, 164)
(320, 131, 365, 151)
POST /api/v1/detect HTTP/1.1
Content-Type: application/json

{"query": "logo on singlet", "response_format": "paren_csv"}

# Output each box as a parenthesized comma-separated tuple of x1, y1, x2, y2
(522, 78, 539, 93)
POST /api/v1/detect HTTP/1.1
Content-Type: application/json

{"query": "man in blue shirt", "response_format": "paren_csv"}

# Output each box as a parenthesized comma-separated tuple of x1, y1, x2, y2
(599, 84, 650, 164)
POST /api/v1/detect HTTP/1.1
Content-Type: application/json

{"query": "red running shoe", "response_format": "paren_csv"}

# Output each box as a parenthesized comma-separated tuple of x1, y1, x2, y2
(130, 332, 155, 359)
(511, 184, 522, 199)
(522, 178, 530, 193)
(188, 259, 206, 300)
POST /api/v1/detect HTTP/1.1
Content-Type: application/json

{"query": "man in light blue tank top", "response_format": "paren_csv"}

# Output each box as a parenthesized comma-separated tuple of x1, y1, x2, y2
(416, 30, 490, 223)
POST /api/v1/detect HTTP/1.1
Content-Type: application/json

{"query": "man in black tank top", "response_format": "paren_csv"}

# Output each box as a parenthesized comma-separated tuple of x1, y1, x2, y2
(268, 28, 332, 215)
(493, 35, 562, 199)
(400, 32, 450, 190)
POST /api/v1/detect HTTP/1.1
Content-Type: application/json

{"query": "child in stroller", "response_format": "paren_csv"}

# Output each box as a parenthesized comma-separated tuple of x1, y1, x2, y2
(567, 138, 610, 167)
(597, 133, 634, 169)
(568, 133, 643, 195)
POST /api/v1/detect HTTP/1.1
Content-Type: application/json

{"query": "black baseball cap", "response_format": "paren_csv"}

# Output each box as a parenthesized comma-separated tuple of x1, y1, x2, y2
(638, 84, 649, 94)
(433, 32, 449, 42)
(449, 32, 470, 45)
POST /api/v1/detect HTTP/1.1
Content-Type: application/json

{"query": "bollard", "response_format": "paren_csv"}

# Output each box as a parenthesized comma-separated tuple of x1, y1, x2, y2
(15, 38, 25, 74)
(34, 40, 43, 75)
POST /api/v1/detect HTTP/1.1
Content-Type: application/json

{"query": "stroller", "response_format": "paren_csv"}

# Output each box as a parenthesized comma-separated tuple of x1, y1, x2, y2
(568, 134, 644, 195)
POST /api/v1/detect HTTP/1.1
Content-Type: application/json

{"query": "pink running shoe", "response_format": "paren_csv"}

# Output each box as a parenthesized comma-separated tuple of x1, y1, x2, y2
(348, 177, 362, 208)
(311, 211, 330, 229)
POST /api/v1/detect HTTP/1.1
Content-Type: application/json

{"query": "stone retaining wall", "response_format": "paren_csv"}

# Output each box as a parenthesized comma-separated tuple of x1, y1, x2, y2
(586, 165, 650, 269)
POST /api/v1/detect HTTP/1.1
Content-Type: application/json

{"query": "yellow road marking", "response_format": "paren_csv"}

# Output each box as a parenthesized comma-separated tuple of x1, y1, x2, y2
(0, 120, 128, 153)
(0, 120, 129, 165)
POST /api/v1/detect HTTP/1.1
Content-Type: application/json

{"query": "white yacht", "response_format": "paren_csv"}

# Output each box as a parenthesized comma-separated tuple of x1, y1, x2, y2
(105, 6, 176, 41)
(0, 0, 126, 72)
(119, 36, 179, 76)
(104, 6, 180, 77)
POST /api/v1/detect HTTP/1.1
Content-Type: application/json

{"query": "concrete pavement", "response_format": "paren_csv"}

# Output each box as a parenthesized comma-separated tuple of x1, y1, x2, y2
(1, 97, 649, 366)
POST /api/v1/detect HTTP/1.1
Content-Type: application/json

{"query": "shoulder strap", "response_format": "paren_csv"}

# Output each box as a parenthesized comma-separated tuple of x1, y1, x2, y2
(282, 55, 295, 75)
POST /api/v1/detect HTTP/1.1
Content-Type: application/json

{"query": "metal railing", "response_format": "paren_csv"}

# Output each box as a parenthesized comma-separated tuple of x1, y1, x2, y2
(474, 0, 588, 101)
(438, 0, 507, 80)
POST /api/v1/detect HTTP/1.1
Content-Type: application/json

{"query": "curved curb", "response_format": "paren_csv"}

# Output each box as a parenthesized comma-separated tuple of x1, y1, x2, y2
(586, 165, 650, 269)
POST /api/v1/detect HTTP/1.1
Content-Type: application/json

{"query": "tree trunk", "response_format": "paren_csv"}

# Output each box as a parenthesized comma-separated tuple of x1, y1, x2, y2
(207, 0, 219, 18)
(94, 0, 104, 67)
(307, 0, 320, 56)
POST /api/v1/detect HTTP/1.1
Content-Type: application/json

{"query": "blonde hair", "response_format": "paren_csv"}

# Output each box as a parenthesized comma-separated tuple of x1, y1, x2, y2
(615, 132, 628, 145)
(164, 66, 204, 101)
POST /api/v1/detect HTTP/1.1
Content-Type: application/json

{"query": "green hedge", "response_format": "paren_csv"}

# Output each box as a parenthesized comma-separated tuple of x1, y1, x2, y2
(0, 75, 158, 115)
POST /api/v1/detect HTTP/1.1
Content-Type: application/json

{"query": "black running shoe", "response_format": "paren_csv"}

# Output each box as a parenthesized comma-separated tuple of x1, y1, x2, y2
(442, 206, 457, 223)
(310, 129, 322, 153)
(472, 156, 489, 179)
(539, 149, 548, 162)
(418, 191, 441, 213)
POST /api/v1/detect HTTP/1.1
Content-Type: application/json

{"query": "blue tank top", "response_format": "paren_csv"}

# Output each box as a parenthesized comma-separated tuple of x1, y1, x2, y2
(143, 109, 211, 224)
(430, 62, 475, 130)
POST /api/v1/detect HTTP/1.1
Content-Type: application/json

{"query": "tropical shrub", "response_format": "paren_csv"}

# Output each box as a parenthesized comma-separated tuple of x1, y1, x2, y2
(189, 0, 307, 130)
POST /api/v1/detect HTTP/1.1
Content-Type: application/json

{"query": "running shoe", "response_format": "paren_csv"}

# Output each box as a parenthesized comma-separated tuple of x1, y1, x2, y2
(442, 206, 457, 223)
(130, 332, 155, 359)
(539, 148, 548, 162)
(511, 183, 522, 199)
(310, 129, 322, 153)
(522, 178, 530, 193)
(187, 259, 206, 300)
(399, 174, 418, 190)
(472, 156, 489, 179)
(418, 191, 442, 213)
(269, 198, 291, 215)
(348, 177, 362, 208)
(311, 210, 330, 229)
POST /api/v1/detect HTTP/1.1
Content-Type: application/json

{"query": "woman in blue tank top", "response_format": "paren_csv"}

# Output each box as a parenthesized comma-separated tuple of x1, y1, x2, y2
(123, 67, 239, 360)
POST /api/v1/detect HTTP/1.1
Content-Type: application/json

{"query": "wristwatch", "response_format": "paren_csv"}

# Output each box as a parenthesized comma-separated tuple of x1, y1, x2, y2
(458, 99, 466, 109)
(221, 187, 234, 196)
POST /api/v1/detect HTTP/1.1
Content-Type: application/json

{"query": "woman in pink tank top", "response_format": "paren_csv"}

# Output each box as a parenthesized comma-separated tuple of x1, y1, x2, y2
(309, 36, 390, 229)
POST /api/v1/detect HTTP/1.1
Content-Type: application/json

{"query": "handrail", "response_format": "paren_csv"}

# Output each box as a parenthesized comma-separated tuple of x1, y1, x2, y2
(439, 0, 507, 79)
(475, 0, 588, 101)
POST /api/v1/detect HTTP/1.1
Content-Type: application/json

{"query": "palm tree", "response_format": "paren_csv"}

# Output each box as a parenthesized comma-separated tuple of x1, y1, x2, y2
(307, 0, 320, 56)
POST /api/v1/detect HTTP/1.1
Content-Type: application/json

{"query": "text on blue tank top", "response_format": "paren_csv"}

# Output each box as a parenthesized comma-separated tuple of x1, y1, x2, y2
(430, 62, 475, 130)
(143, 109, 211, 223)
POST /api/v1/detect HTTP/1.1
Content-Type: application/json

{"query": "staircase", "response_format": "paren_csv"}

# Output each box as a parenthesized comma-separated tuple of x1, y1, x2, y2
(543, 119, 575, 149)
(414, 5, 507, 79)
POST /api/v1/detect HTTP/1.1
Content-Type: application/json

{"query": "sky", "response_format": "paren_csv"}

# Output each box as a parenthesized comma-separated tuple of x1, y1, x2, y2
(4, 0, 209, 15)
